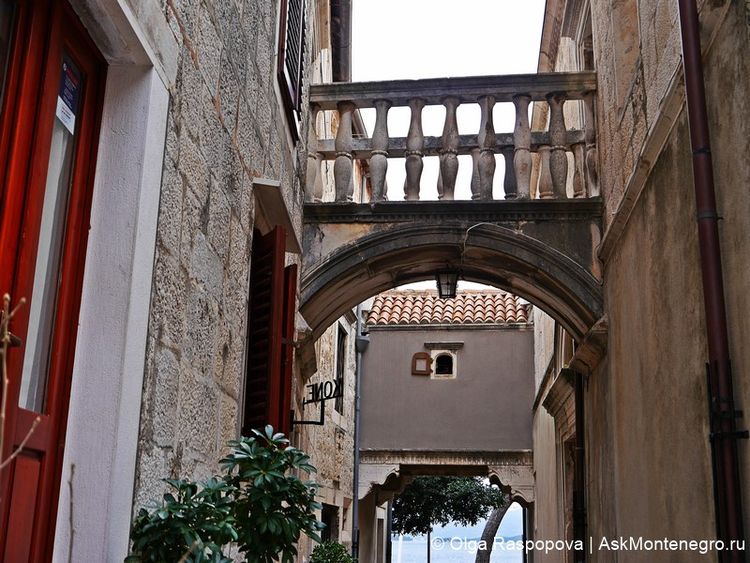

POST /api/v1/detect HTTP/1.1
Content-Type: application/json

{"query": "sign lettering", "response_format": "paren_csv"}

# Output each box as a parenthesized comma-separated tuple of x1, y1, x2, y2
(305, 378, 343, 404)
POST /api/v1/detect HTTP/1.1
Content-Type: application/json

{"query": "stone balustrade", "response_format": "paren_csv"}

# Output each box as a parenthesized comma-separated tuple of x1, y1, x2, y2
(306, 71, 598, 202)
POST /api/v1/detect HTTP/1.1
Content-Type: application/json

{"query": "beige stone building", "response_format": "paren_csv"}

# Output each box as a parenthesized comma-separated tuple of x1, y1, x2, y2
(357, 289, 535, 562)
(0, 0, 360, 560)
(529, 0, 750, 561)
(1, 0, 749, 561)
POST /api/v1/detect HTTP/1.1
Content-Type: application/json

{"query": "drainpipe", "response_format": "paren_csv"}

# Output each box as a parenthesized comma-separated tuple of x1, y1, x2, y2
(677, 1, 747, 559)
(352, 304, 369, 559)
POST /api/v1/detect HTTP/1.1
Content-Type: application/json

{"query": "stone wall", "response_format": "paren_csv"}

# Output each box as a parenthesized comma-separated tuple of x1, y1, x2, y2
(531, 308, 561, 555)
(587, 0, 750, 557)
(294, 314, 358, 555)
(533, 308, 555, 392)
(533, 0, 750, 557)
(362, 325, 535, 452)
(132, 0, 312, 509)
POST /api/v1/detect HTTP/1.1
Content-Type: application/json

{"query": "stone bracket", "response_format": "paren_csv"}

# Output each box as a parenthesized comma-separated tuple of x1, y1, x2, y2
(488, 462, 535, 504)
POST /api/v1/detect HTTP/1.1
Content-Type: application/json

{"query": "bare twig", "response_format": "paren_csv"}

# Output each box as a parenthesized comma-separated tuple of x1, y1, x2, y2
(0, 294, 12, 471)
(8, 296, 26, 319)
(0, 415, 41, 470)
(67, 464, 75, 563)
(0, 294, 32, 506)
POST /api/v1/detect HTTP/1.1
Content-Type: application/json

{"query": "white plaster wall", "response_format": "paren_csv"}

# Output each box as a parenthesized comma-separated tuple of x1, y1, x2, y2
(49, 0, 176, 558)
(51, 64, 168, 563)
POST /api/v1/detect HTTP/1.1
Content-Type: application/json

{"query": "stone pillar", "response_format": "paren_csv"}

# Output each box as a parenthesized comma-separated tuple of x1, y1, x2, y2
(477, 95, 496, 200)
(572, 142, 586, 198)
(470, 147, 481, 200)
(370, 99, 391, 202)
(306, 106, 323, 202)
(334, 101, 355, 202)
(501, 146, 517, 199)
(404, 98, 425, 201)
(583, 91, 599, 197)
(358, 492, 380, 562)
(538, 145, 554, 199)
(439, 96, 460, 200)
(547, 92, 568, 199)
(512, 94, 532, 199)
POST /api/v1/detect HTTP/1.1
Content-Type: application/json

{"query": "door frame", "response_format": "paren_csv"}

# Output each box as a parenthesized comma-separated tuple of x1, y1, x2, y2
(0, 1, 106, 560)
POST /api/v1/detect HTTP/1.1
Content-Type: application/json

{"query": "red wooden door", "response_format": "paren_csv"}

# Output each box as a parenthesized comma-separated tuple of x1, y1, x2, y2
(0, 1, 105, 560)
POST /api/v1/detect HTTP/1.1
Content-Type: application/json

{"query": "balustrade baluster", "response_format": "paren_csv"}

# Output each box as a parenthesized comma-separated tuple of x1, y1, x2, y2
(583, 91, 599, 197)
(513, 94, 532, 199)
(404, 98, 425, 201)
(370, 99, 391, 202)
(334, 101, 355, 202)
(547, 93, 568, 199)
(538, 145, 554, 199)
(501, 146, 517, 199)
(438, 97, 460, 200)
(572, 143, 586, 198)
(306, 106, 323, 202)
(470, 148, 480, 200)
(477, 96, 496, 200)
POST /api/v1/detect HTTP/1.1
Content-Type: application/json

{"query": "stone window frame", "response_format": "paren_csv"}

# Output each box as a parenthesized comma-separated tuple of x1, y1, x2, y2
(423, 341, 463, 380)
(429, 350, 458, 380)
(561, 0, 595, 72)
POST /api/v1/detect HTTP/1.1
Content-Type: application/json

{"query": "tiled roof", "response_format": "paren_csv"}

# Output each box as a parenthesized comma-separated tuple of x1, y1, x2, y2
(366, 290, 531, 326)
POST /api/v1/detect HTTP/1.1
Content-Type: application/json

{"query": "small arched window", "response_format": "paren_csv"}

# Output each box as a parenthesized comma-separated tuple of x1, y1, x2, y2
(431, 351, 457, 379)
(435, 354, 453, 375)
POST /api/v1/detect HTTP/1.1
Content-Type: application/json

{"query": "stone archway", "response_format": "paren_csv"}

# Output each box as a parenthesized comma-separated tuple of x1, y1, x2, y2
(300, 201, 603, 341)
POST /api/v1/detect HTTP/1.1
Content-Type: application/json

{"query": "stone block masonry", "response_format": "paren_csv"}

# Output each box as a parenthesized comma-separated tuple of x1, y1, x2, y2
(132, 0, 307, 510)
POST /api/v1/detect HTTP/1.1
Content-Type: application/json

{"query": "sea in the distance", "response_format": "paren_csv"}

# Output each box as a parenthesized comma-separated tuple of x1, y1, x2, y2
(389, 503, 524, 563)
(390, 536, 523, 563)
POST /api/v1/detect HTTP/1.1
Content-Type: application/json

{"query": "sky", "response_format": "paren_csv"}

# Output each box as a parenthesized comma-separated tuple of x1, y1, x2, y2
(351, 0, 546, 201)
(350, 8, 537, 530)
(351, 0, 545, 290)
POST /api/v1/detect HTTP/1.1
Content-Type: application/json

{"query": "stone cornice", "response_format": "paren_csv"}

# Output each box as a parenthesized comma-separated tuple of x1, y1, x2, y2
(359, 449, 533, 467)
(366, 323, 532, 332)
(309, 72, 597, 109)
(304, 199, 603, 224)
(542, 368, 575, 420)
(569, 315, 608, 375)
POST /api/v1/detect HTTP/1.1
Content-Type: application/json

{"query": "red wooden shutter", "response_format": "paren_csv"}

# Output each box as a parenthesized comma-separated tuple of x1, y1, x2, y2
(243, 227, 286, 435)
(279, 264, 298, 436)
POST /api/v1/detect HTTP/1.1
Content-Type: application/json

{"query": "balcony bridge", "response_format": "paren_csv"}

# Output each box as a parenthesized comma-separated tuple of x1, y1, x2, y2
(299, 72, 603, 342)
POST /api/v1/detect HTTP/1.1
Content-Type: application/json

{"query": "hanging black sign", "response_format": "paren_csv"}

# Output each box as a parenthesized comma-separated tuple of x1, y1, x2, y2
(304, 378, 343, 404)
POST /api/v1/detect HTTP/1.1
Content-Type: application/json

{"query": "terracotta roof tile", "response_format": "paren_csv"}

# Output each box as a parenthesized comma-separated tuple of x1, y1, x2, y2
(366, 290, 532, 326)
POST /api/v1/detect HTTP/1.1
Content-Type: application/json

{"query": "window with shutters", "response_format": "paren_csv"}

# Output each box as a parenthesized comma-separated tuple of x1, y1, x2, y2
(243, 227, 296, 436)
(277, 0, 306, 141)
(334, 324, 346, 414)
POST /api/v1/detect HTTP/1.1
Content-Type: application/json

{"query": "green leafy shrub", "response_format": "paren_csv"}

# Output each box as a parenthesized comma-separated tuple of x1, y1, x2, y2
(126, 426, 323, 563)
(309, 541, 355, 563)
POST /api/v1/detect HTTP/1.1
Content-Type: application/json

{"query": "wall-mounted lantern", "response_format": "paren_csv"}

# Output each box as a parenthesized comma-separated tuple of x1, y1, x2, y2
(435, 270, 459, 299)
